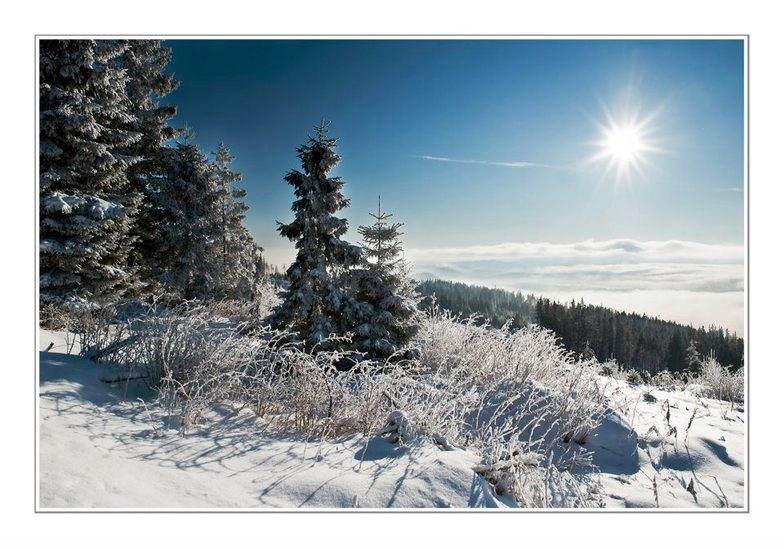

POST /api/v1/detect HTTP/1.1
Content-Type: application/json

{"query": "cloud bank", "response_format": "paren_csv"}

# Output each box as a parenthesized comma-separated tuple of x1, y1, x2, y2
(407, 239, 745, 332)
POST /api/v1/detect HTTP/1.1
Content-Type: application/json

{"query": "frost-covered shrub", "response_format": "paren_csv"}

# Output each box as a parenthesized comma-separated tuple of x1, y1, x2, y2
(650, 370, 685, 391)
(91, 303, 608, 507)
(52, 299, 131, 361)
(415, 309, 569, 383)
(401, 310, 606, 506)
(252, 279, 284, 319)
(108, 305, 384, 436)
(210, 281, 282, 323)
(697, 356, 744, 403)
(380, 410, 414, 444)
(625, 369, 643, 386)
(474, 439, 602, 508)
(39, 301, 71, 330)
(597, 358, 619, 378)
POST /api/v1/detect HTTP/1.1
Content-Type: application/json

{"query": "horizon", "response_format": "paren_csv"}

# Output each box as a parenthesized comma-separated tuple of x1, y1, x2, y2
(163, 39, 745, 333)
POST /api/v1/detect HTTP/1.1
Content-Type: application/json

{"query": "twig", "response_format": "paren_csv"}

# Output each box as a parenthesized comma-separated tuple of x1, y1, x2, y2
(685, 407, 697, 442)
(653, 477, 660, 508)
(708, 475, 730, 508)
(381, 389, 400, 409)
(101, 374, 149, 383)
(136, 397, 162, 437)
(87, 335, 140, 360)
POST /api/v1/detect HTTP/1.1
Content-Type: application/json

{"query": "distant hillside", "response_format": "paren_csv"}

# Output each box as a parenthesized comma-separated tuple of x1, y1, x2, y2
(417, 279, 537, 329)
(416, 279, 744, 374)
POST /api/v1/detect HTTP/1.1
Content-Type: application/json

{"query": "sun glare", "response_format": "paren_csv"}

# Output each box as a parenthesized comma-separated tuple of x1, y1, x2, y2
(592, 107, 659, 182)
(605, 125, 642, 164)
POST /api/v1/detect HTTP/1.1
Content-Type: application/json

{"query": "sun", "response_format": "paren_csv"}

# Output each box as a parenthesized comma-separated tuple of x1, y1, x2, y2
(591, 107, 659, 182)
(605, 125, 643, 165)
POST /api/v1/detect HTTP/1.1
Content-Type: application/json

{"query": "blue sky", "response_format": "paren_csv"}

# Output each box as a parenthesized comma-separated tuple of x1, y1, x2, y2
(164, 39, 745, 332)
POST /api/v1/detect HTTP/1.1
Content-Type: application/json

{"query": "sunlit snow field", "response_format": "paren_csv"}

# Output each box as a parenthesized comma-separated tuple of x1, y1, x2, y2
(38, 329, 744, 510)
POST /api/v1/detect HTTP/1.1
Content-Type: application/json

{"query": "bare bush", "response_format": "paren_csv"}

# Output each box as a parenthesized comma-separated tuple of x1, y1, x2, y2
(696, 355, 744, 403)
(40, 301, 72, 330)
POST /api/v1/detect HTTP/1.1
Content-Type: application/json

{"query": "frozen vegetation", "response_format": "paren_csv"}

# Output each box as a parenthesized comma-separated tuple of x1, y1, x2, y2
(38, 293, 745, 509)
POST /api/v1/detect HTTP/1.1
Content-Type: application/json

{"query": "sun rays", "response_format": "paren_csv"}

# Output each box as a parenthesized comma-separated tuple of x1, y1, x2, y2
(590, 102, 662, 183)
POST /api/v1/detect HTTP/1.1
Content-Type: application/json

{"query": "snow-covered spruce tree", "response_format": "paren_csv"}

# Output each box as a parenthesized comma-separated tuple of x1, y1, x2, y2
(211, 143, 266, 300)
(685, 339, 701, 378)
(116, 40, 181, 293)
(144, 140, 223, 300)
(39, 39, 142, 304)
(243, 238, 269, 302)
(269, 123, 362, 348)
(141, 137, 266, 302)
(351, 197, 421, 360)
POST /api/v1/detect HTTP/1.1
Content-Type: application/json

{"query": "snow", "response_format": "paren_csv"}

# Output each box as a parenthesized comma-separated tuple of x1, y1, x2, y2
(38, 330, 509, 509)
(41, 191, 127, 220)
(38, 329, 745, 509)
(593, 378, 746, 509)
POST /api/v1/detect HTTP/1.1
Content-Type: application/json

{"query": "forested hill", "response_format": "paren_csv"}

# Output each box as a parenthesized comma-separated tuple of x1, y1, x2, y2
(417, 279, 537, 329)
(416, 279, 744, 374)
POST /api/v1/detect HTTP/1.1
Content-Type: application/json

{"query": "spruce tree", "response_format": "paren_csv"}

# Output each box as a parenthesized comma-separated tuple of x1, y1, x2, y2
(666, 333, 686, 373)
(117, 40, 181, 291)
(269, 123, 362, 347)
(580, 339, 596, 362)
(146, 140, 222, 300)
(352, 197, 421, 360)
(685, 339, 701, 377)
(39, 39, 142, 304)
(244, 241, 269, 302)
(211, 143, 262, 299)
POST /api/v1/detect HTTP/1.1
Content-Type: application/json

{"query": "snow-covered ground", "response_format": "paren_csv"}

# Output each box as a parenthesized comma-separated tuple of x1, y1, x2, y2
(590, 378, 745, 509)
(38, 330, 510, 509)
(38, 329, 745, 510)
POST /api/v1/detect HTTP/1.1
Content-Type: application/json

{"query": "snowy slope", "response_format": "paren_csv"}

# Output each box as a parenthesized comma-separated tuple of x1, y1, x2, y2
(38, 329, 745, 509)
(593, 378, 745, 509)
(38, 330, 509, 509)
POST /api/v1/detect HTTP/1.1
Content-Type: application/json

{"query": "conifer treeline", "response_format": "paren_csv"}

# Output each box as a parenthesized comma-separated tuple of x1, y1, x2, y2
(417, 279, 537, 329)
(39, 39, 266, 305)
(418, 279, 744, 372)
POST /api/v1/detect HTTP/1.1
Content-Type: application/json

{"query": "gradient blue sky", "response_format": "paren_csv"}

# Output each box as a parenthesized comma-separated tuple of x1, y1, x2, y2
(164, 39, 745, 331)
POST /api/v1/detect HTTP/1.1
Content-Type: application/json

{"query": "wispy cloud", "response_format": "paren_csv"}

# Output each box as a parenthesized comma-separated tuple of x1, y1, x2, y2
(414, 155, 544, 168)
(715, 187, 744, 193)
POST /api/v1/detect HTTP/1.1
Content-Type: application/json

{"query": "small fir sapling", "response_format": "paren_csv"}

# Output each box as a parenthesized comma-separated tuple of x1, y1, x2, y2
(351, 197, 421, 361)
